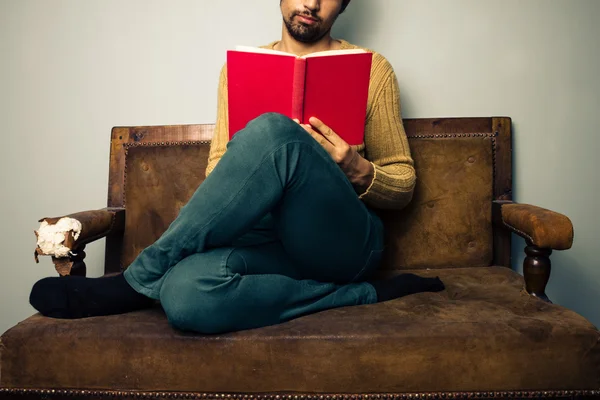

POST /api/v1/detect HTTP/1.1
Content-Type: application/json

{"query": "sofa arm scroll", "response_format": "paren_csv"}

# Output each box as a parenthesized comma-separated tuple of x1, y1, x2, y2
(34, 207, 125, 276)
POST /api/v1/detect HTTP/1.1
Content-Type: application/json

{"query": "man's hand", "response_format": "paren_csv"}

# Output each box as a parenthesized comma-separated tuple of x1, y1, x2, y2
(297, 116, 375, 195)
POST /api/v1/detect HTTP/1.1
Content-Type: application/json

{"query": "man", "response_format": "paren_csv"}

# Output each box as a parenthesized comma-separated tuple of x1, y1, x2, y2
(30, 0, 444, 334)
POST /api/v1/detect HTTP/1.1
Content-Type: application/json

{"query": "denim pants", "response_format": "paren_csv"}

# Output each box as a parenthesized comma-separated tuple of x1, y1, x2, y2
(124, 113, 384, 333)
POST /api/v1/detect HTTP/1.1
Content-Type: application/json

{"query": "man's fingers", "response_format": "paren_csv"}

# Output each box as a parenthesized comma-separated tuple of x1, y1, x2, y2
(302, 123, 326, 143)
(308, 117, 332, 135)
(292, 118, 300, 124)
(308, 117, 344, 146)
(301, 123, 335, 153)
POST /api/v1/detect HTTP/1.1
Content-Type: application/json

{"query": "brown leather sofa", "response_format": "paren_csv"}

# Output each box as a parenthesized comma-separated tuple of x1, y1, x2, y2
(1, 117, 599, 400)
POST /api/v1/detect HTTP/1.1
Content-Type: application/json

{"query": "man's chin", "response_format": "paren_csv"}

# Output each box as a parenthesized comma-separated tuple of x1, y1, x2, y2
(284, 18, 326, 43)
(292, 35, 319, 43)
(290, 27, 322, 43)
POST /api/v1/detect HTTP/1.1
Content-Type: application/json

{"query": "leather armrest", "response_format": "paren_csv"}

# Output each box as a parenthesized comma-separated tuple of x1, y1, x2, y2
(34, 207, 125, 262)
(493, 200, 573, 250)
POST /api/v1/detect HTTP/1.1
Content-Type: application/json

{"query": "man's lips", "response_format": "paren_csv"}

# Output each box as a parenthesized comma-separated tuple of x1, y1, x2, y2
(296, 14, 319, 24)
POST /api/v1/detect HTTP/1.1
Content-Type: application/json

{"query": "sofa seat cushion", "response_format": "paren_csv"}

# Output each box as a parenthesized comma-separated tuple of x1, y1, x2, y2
(1, 267, 599, 393)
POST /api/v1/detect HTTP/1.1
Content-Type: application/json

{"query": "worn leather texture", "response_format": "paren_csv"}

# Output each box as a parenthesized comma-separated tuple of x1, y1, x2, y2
(501, 202, 574, 250)
(380, 137, 494, 270)
(2, 267, 599, 393)
(121, 144, 209, 268)
(121, 137, 494, 271)
(15, 121, 597, 396)
(38, 209, 122, 251)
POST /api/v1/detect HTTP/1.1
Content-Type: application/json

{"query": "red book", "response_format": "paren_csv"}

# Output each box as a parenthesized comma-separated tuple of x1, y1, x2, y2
(227, 46, 373, 146)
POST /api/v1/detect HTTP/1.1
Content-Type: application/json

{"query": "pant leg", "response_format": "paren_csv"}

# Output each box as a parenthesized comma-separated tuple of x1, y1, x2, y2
(124, 112, 383, 299)
(233, 213, 383, 283)
(230, 213, 279, 248)
(159, 245, 378, 334)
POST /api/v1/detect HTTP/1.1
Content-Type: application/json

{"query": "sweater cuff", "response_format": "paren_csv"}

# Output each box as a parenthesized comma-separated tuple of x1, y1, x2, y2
(358, 162, 377, 199)
(359, 164, 393, 204)
(358, 163, 416, 209)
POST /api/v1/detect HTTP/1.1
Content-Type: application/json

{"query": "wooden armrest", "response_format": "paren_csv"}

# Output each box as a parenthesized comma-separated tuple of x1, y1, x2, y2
(493, 200, 574, 250)
(34, 207, 125, 276)
(493, 200, 574, 303)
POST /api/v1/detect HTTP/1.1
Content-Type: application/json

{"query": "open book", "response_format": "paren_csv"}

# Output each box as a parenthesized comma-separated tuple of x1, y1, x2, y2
(227, 46, 373, 145)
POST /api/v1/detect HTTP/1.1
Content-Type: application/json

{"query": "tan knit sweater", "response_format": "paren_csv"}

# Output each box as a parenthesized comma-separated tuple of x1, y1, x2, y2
(207, 39, 416, 210)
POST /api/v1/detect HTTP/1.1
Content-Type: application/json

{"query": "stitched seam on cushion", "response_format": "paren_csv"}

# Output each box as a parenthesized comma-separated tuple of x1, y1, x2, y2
(492, 136, 497, 198)
(123, 147, 129, 208)
(406, 132, 497, 139)
(501, 212, 534, 244)
(3, 389, 600, 397)
(123, 141, 212, 148)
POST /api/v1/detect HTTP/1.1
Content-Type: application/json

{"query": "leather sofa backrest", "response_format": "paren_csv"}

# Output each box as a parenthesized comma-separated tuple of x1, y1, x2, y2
(108, 118, 512, 271)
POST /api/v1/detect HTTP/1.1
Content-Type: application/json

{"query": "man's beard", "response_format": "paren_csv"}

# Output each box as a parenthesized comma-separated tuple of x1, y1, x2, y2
(283, 11, 331, 43)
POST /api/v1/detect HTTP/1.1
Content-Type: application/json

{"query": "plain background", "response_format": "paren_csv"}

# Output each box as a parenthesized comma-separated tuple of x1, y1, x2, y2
(1, 0, 599, 336)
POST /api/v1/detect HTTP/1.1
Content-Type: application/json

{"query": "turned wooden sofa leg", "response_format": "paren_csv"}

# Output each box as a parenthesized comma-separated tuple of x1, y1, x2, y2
(523, 245, 552, 303)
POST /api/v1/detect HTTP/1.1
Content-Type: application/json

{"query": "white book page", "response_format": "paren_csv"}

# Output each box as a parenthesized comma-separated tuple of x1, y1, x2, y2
(233, 46, 367, 58)
(234, 46, 294, 57)
(302, 49, 367, 58)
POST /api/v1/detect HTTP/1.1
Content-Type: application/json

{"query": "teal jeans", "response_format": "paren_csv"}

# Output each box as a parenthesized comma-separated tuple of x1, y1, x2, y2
(124, 113, 383, 333)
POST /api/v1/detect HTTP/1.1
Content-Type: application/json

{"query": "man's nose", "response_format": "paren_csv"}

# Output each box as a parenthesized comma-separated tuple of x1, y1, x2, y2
(303, 0, 320, 12)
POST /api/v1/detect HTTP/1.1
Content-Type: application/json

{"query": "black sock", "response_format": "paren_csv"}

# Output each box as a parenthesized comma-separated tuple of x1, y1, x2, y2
(29, 273, 153, 319)
(368, 273, 445, 302)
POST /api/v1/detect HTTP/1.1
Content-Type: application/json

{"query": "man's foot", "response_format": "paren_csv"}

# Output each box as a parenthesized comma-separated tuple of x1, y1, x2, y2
(368, 273, 445, 302)
(29, 273, 153, 319)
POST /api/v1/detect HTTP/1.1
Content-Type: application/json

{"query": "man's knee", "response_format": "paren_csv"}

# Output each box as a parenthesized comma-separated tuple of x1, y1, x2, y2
(251, 112, 296, 129)
(235, 112, 310, 146)
(253, 112, 293, 125)
(160, 275, 232, 334)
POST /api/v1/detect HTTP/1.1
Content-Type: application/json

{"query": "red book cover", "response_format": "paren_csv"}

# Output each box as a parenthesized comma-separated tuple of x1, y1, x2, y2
(227, 47, 372, 145)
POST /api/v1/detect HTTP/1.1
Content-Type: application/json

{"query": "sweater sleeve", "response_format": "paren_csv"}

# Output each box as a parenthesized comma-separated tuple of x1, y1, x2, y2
(206, 64, 229, 177)
(359, 71, 416, 210)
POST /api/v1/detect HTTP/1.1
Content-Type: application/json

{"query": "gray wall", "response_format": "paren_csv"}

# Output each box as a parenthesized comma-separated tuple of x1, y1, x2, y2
(1, 0, 598, 336)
